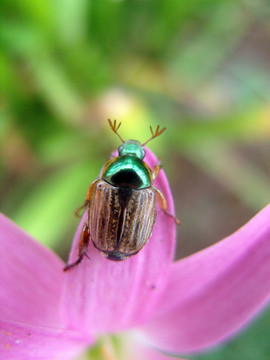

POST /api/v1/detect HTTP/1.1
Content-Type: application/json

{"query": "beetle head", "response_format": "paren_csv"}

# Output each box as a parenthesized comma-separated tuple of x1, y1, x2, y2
(118, 140, 146, 159)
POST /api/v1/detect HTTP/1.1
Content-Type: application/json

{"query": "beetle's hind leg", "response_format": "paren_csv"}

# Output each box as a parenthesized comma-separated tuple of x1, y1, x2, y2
(63, 224, 91, 271)
(154, 187, 180, 225)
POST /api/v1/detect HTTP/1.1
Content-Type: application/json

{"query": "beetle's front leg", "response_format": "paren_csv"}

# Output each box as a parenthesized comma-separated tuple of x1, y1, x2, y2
(63, 224, 91, 271)
(154, 187, 180, 225)
(152, 161, 162, 180)
(75, 178, 100, 217)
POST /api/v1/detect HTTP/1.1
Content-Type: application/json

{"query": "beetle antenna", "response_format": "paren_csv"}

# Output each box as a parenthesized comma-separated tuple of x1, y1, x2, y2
(108, 119, 125, 143)
(142, 125, 166, 146)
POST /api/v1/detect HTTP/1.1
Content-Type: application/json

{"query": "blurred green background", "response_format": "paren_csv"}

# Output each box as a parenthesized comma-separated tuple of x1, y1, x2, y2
(1, 0, 270, 359)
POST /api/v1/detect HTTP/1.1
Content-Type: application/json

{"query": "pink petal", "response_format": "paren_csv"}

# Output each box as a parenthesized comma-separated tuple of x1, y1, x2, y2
(62, 149, 177, 334)
(140, 204, 270, 354)
(0, 319, 94, 360)
(0, 214, 64, 327)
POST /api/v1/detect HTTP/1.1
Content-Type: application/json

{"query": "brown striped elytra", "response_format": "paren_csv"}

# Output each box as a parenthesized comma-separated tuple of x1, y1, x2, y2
(64, 120, 180, 271)
(89, 180, 156, 261)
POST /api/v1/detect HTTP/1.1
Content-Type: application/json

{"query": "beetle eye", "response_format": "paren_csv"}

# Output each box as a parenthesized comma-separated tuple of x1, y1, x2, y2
(118, 145, 124, 155)
(141, 148, 146, 159)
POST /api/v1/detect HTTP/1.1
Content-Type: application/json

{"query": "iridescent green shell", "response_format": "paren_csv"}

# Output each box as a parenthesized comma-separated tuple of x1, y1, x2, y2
(102, 155, 152, 189)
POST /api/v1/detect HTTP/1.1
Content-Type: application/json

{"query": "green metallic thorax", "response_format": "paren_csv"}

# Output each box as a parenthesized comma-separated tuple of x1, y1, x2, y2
(102, 139, 152, 189)
(102, 155, 152, 189)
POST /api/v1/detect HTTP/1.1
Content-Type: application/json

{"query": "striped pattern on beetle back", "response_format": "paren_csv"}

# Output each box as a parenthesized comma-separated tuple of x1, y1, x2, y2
(88, 179, 156, 256)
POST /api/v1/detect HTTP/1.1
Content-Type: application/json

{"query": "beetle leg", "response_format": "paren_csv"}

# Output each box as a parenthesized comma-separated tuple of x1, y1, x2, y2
(63, 223, 91, 271)
(152, 161, 162, 180)
(75, 178, 100, 217)
(154, 187, 181, 225)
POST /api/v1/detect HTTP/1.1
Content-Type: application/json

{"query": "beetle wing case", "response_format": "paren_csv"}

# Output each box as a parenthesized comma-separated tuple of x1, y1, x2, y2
(88, 180, 156, 260)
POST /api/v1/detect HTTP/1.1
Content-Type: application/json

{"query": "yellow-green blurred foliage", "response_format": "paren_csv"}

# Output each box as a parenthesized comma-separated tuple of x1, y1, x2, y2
(1, 1, 270, 358)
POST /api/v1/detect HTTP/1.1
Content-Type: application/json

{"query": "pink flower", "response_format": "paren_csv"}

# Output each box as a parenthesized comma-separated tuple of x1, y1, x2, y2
(1, 149, 270, 360)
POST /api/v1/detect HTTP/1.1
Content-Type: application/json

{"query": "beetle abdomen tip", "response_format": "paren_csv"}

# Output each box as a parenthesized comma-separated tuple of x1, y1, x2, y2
(104, 251, 128, 261)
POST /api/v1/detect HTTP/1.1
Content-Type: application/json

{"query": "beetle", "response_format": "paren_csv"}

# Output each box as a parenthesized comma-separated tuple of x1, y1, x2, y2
(64, 120, 179, 271)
